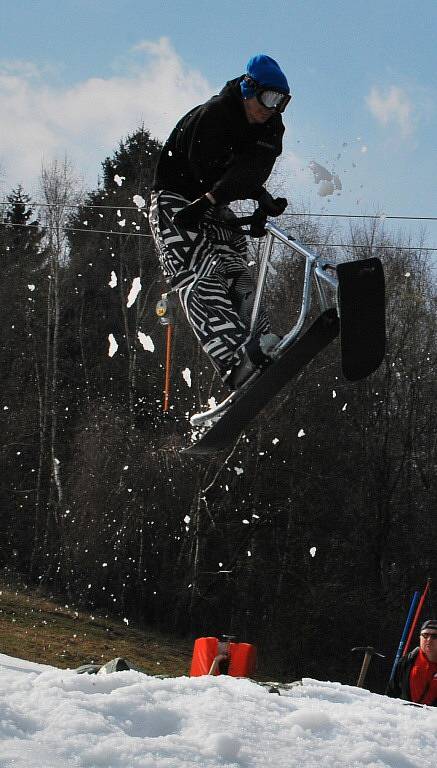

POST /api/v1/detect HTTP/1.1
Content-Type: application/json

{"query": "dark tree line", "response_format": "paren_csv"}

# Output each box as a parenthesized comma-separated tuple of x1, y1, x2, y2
(1, 127, 436, 691)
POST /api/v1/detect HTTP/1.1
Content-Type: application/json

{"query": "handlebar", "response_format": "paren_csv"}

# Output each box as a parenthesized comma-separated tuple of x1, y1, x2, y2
(228, 206, 268, 237)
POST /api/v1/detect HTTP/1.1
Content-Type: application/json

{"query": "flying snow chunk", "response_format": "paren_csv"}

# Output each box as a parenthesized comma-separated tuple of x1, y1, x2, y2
(234, 467, 244, 475)
(309, 161, 332, 184)
(272, 437, 279, 445)
(123, 617, 129, 625)
(133, 194, 146, 209)
(114, 175, 125, 187)
(182, 368, 192, 387)
(108, 334, 118, 358)
(184, 515, 191, 524)
(208, 397, 217, 409)
(310, 546, 317, 558)
(298, 429, 306, 438)
(342, 403, 348, 412)
(405, 272, 411, 278)
(318, 180, 335, 197)
(309, 161, 342, 197)
(127, 277, 142, 307)
(118, 219, 126, 227)
(138, 332, 154, 352)
(27, 284, 35, 292)
(108, 271, 117, 288)
(332, 390, 337, 398)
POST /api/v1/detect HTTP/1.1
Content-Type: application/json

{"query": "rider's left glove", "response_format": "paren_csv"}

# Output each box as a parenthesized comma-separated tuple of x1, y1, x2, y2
(257, 189, 288, 217)
(172, 196, 212, 230)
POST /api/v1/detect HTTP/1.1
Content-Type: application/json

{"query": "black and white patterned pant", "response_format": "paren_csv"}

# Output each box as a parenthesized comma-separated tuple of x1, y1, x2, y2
(149, 191, 270, 380)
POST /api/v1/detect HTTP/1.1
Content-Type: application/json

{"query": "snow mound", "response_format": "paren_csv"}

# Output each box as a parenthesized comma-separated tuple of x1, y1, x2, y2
(0, 653, 436, 767)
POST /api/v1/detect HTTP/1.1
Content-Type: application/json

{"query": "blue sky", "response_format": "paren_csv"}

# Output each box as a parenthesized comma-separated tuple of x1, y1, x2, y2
(1, 0, 436, 247)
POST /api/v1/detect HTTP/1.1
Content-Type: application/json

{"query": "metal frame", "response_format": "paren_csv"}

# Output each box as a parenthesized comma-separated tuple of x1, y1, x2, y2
(251, 221, 338, 355)
(191, 220, 339, 427)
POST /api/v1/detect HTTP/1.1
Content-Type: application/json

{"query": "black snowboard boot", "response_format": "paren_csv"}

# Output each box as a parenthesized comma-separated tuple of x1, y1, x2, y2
(225, 333, 281, 391)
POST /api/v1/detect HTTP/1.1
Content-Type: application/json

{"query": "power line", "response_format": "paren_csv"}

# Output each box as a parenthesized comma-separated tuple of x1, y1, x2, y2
(0, 200, 147, 213)
(1, 199, 437, 222)
(3, 220, 437, 253)
(1, 221, 152, 238)
(285, 243, 437, 253)
(283, 212, 437, 222)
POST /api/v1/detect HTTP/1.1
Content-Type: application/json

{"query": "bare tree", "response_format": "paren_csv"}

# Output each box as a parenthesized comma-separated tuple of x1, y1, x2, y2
(31, 156, 82, 571)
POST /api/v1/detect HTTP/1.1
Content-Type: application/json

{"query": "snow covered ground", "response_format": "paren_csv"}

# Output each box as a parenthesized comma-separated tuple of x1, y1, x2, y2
(1, 652, 436, 767)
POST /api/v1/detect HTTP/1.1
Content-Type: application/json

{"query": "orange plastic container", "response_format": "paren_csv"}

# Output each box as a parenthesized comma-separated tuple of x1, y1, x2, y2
(228, 641, 257, 677)
(189, 637, 257, 677)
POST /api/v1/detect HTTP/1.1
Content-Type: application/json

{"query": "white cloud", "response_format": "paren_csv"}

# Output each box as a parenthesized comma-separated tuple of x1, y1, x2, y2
(366, 85, 413, 137)
(0, 38, 213, 192)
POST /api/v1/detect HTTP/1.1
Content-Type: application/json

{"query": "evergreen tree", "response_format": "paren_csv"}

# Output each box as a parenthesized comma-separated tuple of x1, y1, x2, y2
(63, 127, 164, 406)
(0, 184, 47, 383)
(0, 187, 47, 570)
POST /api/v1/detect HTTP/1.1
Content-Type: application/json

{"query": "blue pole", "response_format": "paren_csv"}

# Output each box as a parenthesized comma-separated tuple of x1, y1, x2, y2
(388, 591, 420, 684)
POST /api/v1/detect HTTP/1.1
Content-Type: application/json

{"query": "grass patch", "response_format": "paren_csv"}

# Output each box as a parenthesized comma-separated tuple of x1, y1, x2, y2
(0, 583, 193, 676)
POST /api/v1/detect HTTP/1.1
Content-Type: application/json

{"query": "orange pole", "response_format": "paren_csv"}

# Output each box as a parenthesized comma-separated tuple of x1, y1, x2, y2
(163, 323, 173, 412)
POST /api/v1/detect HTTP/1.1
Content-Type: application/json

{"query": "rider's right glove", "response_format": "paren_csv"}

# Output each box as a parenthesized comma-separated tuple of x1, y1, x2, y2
(257, 189, 288, 217)
(250, 207, 268, 238)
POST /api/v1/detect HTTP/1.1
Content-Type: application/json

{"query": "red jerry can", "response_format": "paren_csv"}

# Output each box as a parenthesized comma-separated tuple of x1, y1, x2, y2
(227, 642, 257, 677)
(189, 637, 257, 678)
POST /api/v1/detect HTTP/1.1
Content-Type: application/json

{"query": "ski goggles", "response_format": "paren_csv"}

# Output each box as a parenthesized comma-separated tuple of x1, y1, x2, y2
(421, 632, 437, 640)
(244, 77, 292, 113)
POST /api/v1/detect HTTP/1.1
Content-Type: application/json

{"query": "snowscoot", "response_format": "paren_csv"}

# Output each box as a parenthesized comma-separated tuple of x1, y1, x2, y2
(176, 208, 386, 456)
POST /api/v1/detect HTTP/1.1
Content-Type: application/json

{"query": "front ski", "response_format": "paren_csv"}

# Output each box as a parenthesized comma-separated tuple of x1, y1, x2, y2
(337, 257, 385, 381)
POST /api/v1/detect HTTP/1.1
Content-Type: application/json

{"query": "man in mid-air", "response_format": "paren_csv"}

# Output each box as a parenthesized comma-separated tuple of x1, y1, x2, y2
(149, 54, 291, 390)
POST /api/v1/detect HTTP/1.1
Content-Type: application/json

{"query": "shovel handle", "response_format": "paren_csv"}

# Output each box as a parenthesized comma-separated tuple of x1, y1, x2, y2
(357, 653, 371, 687)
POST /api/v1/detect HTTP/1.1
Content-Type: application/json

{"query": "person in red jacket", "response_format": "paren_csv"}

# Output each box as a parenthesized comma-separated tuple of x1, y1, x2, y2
(386, 619, 437, 705)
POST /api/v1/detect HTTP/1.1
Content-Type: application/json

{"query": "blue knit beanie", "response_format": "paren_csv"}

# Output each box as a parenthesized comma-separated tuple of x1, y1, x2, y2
(241, 54, 289, 99)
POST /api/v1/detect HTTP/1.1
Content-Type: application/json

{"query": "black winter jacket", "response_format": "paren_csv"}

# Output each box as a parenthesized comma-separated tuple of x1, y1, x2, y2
(153, 77, 285, 204)
(385, 647, 437, 705)
(386, 648, 418, 701)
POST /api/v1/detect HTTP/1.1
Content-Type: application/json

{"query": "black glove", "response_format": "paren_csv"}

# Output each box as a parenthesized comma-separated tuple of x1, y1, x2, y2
(257, 189, 288, 217)
(249, 207, 268, 238)
(172, 196, 212, 229)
